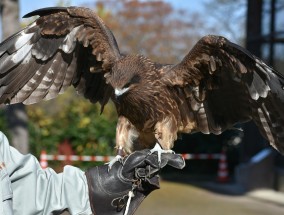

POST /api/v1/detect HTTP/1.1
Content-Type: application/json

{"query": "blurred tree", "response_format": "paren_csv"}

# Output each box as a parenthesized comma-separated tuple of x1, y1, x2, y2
(204, 0, 247, 44)
(27, 88, 117, 157)
(94, 0, 206, 63)
(56, 0, 71, 7)
(0, 0, 29, 154)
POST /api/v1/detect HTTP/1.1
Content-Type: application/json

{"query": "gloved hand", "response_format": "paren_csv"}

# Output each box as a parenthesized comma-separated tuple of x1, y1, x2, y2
(85, 149, 185, 215)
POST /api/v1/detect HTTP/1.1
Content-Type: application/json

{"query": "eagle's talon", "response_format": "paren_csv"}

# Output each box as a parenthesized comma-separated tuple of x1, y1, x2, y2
(149, 143, 174, 168)
(107, 155, 123, 171)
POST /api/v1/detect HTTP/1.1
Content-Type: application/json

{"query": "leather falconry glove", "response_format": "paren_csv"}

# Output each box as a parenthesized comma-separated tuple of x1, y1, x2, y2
(85, 149, 185, 215)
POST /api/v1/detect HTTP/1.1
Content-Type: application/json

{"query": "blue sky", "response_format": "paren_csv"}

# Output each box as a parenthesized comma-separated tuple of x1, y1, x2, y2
(2, 0, 244, 43)
(0, 0, 246, 42)
(16, 0, 246, 42)
(1, 0, 205, 41)
(20, 0, 205, 19)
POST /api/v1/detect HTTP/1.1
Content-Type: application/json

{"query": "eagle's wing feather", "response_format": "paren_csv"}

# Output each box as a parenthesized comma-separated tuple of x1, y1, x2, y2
(162, 35, 284, 153)
(0, 7, 120, 108)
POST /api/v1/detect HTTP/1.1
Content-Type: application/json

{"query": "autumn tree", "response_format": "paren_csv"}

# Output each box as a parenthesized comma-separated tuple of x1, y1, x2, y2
(93, 0, 206, 63)
(203, 0, 247, 43)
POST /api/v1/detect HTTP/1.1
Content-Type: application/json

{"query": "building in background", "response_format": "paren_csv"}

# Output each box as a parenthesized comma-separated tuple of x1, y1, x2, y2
(241, 0, 284, 192)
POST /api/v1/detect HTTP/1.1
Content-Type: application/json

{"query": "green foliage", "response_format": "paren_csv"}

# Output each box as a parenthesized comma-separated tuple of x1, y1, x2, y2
(27, 88, 117, 158)
(0, 108, 9, 137)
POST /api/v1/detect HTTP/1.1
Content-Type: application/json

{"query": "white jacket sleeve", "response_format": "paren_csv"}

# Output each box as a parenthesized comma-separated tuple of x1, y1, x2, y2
(0, 162, 13, 215)
(0, 132, 92, 215)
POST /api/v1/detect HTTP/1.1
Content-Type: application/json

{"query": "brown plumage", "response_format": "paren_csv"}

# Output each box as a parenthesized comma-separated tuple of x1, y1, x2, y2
(1, 7, 284, 159)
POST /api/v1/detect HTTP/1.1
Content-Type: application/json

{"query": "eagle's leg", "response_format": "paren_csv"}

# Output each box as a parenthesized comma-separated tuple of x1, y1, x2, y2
(150, 116, 177, 165)
(108, 116, 138, 170)
(149, 143, 174, 165)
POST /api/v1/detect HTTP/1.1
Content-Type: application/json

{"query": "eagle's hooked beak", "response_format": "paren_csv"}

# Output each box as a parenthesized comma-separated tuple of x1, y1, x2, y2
(115, 87, 129, 99)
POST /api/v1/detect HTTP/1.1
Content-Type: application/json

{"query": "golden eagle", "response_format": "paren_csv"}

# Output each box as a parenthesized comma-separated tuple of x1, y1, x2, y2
(0, 7, 284, 166)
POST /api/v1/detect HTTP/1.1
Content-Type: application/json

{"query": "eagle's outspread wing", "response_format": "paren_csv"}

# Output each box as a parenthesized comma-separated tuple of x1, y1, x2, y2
(162, 35, 284, 153)
(1, 7, 284, 162)
(0, 7, 121, 108)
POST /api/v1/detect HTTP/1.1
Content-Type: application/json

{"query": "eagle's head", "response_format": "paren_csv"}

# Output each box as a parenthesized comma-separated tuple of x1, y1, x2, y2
(106, 55, 153, 99)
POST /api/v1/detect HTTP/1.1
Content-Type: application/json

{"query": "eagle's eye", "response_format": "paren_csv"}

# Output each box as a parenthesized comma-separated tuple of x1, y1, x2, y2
(122, 82, 131, 89)
(123, 75, 141, 89)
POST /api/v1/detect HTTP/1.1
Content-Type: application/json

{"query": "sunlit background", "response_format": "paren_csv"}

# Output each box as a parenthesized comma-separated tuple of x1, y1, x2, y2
(0, 1, 284, 214)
